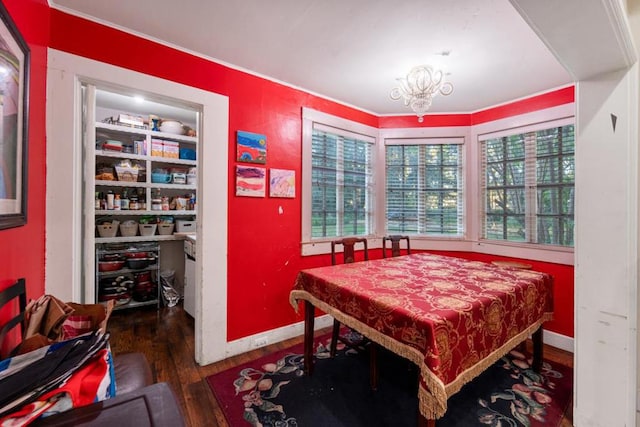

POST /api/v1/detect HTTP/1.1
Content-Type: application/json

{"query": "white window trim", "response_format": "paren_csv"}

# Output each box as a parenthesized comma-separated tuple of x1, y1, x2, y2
(301, 104, 575, 265)
(380, 127, 471, 243)
(301, 108, 380, 255)
(470, 103, 575, 264)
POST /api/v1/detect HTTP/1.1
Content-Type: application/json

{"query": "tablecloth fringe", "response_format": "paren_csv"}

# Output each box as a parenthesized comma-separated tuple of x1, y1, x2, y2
(435, 312, 554, 416)
(290, 290, 553, 420)
(290, 290, 448, 417)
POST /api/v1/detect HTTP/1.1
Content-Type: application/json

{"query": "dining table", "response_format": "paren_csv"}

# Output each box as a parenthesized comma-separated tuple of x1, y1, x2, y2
(289, 252, 553, 426)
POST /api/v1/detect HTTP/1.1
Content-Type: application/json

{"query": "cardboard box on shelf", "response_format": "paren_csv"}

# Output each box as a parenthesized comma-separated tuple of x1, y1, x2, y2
(134, 140, 147, 156)
(163, 141, 179, 159)
(151, 139, 164, 157)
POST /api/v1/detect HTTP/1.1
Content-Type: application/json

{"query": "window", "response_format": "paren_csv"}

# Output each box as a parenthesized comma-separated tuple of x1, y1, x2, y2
(302, 109, 377, 242)
(480, 124, 574, 247)
(385, 139, 464, 237)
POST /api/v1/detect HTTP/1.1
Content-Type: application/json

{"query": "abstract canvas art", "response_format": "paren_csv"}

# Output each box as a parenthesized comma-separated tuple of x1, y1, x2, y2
(236, 131, 267, 164)
(269, 168, 295, 198)
(236, 165, 266, 197)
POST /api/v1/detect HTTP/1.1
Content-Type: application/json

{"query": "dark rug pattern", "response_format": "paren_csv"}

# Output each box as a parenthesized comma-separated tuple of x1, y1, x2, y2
(207, 333, 572, 427)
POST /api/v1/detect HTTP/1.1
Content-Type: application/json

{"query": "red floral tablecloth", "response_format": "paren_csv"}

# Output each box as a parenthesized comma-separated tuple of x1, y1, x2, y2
(290, 253, 553, 419)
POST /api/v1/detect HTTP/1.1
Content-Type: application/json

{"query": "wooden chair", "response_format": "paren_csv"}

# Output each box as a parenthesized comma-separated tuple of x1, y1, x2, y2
(0, 278, 26, 359)
(329, 238, 368, 357)
(330, 237, 368, 265)
(329, 238, 380, 389)
(382, 235, 411, 258)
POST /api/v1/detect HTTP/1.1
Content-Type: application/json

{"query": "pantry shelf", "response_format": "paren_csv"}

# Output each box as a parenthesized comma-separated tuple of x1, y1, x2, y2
(96, 121, 198, 144)
(96, 150, 197, 167)
(96, 235, 186, 244)
(95, 210, 196, 216)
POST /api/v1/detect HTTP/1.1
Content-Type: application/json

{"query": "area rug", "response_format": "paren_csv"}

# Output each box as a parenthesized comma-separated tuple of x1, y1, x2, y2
(206, 333, 572, 426)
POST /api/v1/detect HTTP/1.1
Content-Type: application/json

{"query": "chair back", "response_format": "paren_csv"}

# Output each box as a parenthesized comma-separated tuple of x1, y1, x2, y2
(331, 237, 369, 265)
(382, 235, 411, 258)
(0, 278, 26, 358)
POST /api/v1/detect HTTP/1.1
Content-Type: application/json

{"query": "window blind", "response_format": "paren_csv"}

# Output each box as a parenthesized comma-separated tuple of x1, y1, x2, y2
(385, 140, 464, 237)
(311, 126, 374, 238)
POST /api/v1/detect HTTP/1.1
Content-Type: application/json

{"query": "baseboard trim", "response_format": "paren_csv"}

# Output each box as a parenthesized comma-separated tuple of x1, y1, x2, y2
(219, 315, 333, 362)
(544, 329, 574, 353)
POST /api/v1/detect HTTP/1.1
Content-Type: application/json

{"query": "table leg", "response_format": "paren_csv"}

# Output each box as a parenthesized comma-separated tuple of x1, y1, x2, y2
(418, 413, 436, 427)
(370, 343, 378, 390)
(532, 327, 543, 372)
(304, 300, 315, 376)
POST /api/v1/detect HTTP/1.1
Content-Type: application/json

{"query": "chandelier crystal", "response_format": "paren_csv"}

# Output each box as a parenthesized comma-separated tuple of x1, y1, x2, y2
(390, 65, 453, 122)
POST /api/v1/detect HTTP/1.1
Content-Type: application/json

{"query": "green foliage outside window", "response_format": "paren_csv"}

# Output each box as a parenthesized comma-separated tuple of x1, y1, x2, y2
(482, 125, 574, 247)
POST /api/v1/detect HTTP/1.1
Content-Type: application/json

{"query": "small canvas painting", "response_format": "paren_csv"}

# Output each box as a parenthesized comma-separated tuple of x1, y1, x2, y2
(269, 169, 295, 198)
(236, 165, 266, 197)
(237, 131, 267, 164)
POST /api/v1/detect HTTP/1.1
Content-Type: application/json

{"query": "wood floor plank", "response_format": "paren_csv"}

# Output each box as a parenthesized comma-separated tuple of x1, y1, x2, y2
(108, 305, 574, 427)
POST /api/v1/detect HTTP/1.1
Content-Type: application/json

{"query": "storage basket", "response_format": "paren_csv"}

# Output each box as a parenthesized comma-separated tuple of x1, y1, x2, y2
(138, 224, 157, 236)
(115, 166, 139, 182)
(176, 220, 196, 233)
(96, 224, 118, 238)
(157, 223, 175, 235)
(119, 223, 138, 237)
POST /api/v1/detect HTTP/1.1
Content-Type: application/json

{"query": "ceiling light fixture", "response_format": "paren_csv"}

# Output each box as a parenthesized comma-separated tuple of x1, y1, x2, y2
(390, 65, 453, 122)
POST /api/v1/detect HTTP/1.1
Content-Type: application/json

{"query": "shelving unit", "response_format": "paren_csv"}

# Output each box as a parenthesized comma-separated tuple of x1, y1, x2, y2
(96, 243, 160, 310)
(83, 84, 200, 306)
(94, 121, 198, 216)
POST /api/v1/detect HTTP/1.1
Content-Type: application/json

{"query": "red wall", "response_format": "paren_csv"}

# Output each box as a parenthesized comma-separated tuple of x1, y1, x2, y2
(43, 9, 575, 343)
(0, 0, 49, 350)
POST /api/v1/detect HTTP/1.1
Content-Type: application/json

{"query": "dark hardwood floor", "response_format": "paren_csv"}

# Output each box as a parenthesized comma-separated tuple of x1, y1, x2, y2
(108, 304, 574, 427)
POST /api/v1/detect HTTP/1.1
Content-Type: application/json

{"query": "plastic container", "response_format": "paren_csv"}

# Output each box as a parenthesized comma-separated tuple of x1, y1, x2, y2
(171, 172, 186, 184)
(138, 223, 157, 236)
(102, 140, 123, 152)
(115, 166, 139, 182)
(151, 172, 171, 183)
(179, 148, 196, 160)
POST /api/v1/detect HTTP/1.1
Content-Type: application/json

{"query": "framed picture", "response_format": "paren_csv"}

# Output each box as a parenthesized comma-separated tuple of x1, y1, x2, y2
(236, 130, 266, 164)
(269, 168, 295, 198)
(236, 165, 266, 197)
(0, 2, 29, 230)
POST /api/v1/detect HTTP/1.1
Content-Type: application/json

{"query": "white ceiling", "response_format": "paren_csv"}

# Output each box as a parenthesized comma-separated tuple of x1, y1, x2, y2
(50, 0, 573, 115)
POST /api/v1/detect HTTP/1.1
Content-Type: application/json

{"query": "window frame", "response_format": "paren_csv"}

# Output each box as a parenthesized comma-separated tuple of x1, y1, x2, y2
(302, 104, 575, 265)
(478, 116, 575, 249)
(301, 108, 380, 255)
(384, 136, 466, 238)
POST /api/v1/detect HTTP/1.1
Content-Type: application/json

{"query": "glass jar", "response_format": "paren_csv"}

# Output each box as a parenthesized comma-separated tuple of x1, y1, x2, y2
(129, 196, 139, 211)
(151, 197, 162, 211)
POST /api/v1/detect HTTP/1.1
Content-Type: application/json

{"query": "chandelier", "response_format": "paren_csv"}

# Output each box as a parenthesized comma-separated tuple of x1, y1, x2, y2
(390, 65, 453, 122)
